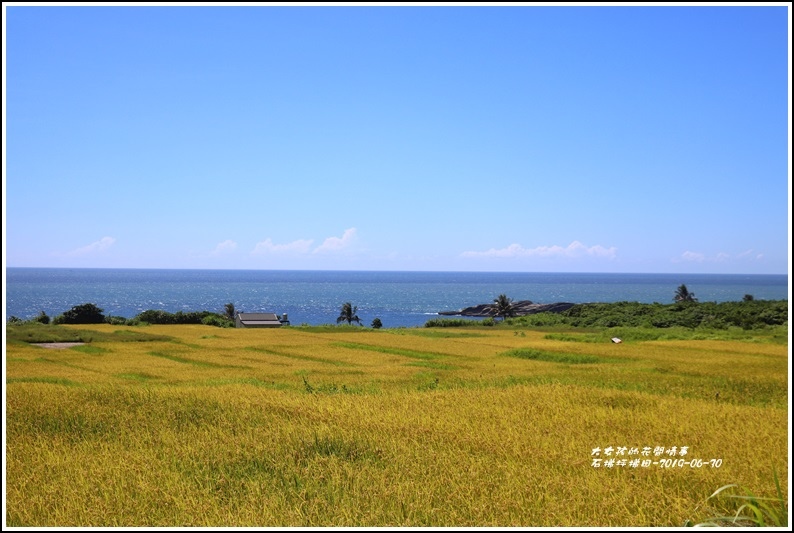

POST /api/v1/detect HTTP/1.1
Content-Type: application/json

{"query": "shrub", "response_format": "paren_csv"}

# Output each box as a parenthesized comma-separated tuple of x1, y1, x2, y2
(201, 315, 234, 328)
(424, 318, 478, 328)
(134, 310, 216, 325)
(135, 310, 174, 324)
(507, 313, 567, 328)
(687, 469, 787, 527)
(54, 303, 105, 324)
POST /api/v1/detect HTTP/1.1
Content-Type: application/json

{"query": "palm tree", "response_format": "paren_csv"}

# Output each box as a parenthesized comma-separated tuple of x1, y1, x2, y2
(674, 284, 698, 303)
(223, 302, 236, 321)
(337, 302, 362, 325)
(493, 294, 516, 321)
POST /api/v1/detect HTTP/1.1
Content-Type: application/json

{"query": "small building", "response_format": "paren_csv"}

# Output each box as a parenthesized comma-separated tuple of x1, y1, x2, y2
(235, 312, 285, 328)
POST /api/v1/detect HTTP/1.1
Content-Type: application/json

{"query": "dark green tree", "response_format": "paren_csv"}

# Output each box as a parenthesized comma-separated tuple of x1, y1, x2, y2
(223, 302, 236, 321)
(371, 317, 383, 329)
(337, 302, 362, 325)
(742, 294, 754, 302)
(34, 311, 50, 324)
(674, 284, 698, 303)
(493, 294, 516, 321)
(57, 303, 106, 324)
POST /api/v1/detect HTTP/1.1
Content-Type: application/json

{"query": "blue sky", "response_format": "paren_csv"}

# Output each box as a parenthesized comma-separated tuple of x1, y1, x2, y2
(3, 3, 791, 274)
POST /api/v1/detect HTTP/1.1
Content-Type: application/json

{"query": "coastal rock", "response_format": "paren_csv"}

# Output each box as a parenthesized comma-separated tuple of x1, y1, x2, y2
(438, 300, 575, 317)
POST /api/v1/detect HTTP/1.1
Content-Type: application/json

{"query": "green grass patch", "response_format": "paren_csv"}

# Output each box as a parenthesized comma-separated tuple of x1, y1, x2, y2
(6, 376, 79, 386)
(543, 332, 603, 343)
(405, 361, 459, 370)
(423, 318, 486, 328)
(502, 348, 603, 364)
(6, 323, 86, 343)
(108, 329, 174, 342)
(147, 351, 250, 369)
(115, 372, 161, 382)
(5, 323, 174, 344)
(291, 325, 376, 333)
(70, 345, 112, 355)
(33, 357, 100, 374)
(388, 329, 486, 339)
(544, 325, 789, 344)
(168, 340, 204, 349)
(334, 341, 444, 360)
(245, 346, 357, 367)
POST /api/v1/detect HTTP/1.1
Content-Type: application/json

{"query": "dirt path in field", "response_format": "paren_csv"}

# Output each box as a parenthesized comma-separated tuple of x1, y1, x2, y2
(31, 342, 86, 349)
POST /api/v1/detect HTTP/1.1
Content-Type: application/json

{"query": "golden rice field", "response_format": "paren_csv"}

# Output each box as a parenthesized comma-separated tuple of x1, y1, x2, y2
(5, 323, 789, 527)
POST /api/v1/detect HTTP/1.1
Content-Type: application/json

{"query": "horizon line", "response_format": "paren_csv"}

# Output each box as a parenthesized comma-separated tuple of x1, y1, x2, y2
(3, 265, 789, 277)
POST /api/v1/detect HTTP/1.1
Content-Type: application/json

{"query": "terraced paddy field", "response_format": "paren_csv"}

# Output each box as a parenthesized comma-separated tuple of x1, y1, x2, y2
(5, 323, 789, 527)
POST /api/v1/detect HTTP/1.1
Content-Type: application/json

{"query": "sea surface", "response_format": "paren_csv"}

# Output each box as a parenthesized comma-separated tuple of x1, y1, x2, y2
(4, 268, 789, 328)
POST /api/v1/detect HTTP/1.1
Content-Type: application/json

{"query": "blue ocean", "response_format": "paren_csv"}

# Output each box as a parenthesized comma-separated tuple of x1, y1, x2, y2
(4, 268, 789, 328)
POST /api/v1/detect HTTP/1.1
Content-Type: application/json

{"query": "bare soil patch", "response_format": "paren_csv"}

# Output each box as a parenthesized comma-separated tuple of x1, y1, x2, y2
(31, 342, 86, 349)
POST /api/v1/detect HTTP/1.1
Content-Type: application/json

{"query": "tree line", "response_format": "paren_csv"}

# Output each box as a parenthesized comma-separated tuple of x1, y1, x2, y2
(7, 301, 385, 329)
(426, 286, 787, 330)
(6, 285, 786, 331)
(7, 303, 237, 328)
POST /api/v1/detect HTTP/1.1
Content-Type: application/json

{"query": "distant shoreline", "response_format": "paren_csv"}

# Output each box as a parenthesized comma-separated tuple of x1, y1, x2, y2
(6, 269, 788, 328)
(438, 301, 576, 317)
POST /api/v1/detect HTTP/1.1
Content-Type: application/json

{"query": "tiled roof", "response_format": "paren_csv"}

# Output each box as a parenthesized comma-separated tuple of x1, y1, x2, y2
(238, 313, 279, 321)
(237, 313, 282, 325)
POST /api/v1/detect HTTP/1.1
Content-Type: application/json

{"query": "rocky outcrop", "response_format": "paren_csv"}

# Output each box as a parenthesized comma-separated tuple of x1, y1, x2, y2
(438, 300, 575, 317)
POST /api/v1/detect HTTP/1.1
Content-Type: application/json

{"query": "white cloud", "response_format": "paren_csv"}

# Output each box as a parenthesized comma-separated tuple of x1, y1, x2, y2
(313, 228, 357, 254)
(736, 249, 763, 261)
(461, 240, 617, 260)
(675, 249, 764, 264)
(252, 238, 314, 255)
(67, 236, 116, 256)
(249, 228, 357, 257)
(678, 251, 706, 263)
(211, 240, 237, 256)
